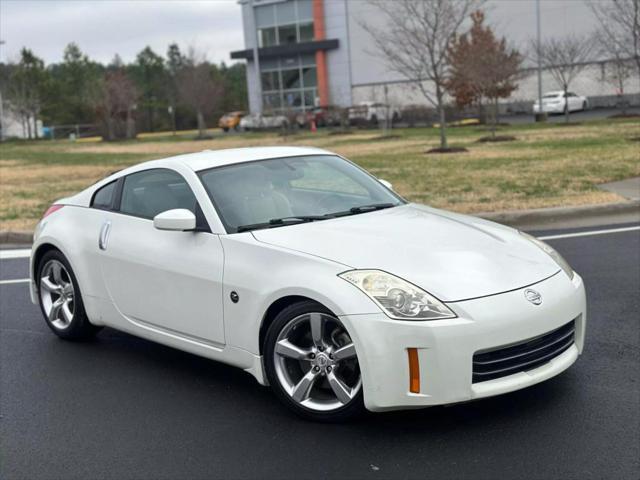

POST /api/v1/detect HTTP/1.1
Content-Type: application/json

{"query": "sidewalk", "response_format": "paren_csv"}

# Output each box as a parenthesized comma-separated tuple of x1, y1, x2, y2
(598, 177, 640, 201)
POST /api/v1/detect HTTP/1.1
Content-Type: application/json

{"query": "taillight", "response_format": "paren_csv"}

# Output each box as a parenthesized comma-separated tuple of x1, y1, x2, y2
(42, 204, 64, 219)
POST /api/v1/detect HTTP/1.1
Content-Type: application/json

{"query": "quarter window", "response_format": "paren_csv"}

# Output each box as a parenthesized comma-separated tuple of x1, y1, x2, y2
(91, 180, 117, 210)
(119, 169, 197, 220)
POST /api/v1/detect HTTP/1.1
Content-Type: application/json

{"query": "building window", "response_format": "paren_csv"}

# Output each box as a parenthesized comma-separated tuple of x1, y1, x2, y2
(254, 0, 315, 47)
(282, 68, 301, 89)
(283, 91, 302, 108)
(278, 24, 298, 45)
(301, 67, 317, 88)
(261, 71, 281, 91)
(263, 93, 282, 110)
(299, 22, 314, 43)
(259, 27, 277, 48)
(260, 55, 317, 113)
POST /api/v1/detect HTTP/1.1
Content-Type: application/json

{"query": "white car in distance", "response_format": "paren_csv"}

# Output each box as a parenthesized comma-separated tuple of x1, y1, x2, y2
(30, 147, 586, 421)
(239, 113, 289, 131)
(533, 91, 589, 114)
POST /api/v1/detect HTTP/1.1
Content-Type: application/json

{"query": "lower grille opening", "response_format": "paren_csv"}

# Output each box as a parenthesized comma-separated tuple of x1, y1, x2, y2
(472, 320, 575, 383)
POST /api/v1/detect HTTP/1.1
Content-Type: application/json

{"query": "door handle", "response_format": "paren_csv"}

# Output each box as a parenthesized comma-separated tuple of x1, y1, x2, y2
(99, 221, 112, 251)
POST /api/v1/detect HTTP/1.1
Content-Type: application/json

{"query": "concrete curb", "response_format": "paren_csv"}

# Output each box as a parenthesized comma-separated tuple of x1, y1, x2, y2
(476, 200, 640, 230)
(1, 201, 639, 247)
(0, 230, 33, 245)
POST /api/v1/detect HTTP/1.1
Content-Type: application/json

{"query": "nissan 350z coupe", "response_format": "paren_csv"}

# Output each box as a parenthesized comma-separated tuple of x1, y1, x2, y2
(30, 147, 586, 421)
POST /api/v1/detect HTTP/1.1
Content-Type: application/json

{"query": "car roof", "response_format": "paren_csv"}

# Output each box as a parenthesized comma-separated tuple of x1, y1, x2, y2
(127, 146, 333, 173)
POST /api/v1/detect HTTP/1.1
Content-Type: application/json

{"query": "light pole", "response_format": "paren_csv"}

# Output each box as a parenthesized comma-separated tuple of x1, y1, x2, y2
(249, 0, 262, 114)
(0, 39, 5, 141)
(535, 0, 546, 122)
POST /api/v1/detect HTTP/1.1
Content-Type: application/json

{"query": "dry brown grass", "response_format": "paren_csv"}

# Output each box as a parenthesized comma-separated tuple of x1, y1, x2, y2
(1, 119, 638, 231)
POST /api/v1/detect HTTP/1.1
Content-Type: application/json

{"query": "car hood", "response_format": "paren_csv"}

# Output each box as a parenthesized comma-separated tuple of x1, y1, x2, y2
(252, 204, 560, 302)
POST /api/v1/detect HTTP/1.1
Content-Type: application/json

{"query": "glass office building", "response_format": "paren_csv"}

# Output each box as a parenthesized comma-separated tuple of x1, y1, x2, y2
(232, 0, 347, 114)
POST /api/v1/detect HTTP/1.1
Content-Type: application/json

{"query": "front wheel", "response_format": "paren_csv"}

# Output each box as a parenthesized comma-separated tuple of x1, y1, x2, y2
(37, 250, 101, 340)
(264, 301, 364, 422)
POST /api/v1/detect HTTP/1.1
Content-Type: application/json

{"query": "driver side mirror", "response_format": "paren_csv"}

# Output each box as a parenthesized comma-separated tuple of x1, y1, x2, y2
(153, 209, 196, 231)
(378, 178, 393, 190)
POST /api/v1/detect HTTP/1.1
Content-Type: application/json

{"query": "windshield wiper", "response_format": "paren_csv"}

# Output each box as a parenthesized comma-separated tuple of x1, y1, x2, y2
(326, 203, 398, 218)
(236, 204, 398, 233)
(236, 215, 327, 233)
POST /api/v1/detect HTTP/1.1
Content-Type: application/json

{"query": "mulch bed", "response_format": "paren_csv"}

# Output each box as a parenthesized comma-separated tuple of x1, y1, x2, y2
(369, 134, 402, 141)
(474, 123, 511, 130)
(609, 113, 640, 119)
(476, 135, 517, 143)
(327, 129, 354, 136)
(425, 147, 468, 154)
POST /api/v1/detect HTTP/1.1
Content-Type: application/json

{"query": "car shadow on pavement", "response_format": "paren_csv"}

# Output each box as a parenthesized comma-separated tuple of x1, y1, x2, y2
(89, 326, 574, 432)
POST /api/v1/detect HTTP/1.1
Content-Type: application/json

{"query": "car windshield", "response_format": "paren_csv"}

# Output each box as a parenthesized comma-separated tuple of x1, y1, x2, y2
(198, 155, 405, 233)
(543, 93, 561, 99)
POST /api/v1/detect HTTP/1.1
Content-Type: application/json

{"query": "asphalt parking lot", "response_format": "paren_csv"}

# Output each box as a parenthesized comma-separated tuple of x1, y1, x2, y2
(1, 223, 639, 480)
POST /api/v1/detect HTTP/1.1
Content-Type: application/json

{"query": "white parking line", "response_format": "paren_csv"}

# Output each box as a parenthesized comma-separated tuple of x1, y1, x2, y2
(538, 225, 640, 241)
(0, 278, 30, 285)
(0, 248, 31, 260)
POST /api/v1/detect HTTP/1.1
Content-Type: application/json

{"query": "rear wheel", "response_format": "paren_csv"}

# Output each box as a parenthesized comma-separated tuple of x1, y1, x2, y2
(37, 250, 101, 340)
(264, 301, 364, 422)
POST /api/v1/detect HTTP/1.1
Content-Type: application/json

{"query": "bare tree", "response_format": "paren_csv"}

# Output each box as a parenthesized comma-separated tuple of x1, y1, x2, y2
(447, 10, 523, 138)
(532, 34, 594, 123)
(95, 70, 138, 141)
(588, 0, 640, 79)
(178, 48, 224, 139)
(362, 0, 481, 151)
(594, 31, 635, 114)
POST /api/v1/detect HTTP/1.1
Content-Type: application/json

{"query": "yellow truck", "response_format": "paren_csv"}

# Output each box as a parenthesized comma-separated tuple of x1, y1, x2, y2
(218, 111, 246, 132)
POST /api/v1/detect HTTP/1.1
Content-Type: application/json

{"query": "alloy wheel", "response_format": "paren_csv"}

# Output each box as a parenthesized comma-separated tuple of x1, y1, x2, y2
(39, 259, 75, 330)
(273, 312, 361, 412)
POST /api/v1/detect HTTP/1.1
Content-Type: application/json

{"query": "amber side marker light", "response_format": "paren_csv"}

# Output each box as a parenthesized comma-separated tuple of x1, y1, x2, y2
(407, 348, 420, 393)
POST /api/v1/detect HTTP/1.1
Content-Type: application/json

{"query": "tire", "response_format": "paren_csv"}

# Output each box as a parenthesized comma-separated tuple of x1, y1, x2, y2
(369, 114, 378, 127)
(222, 127, 229, 132)
(37, 250, 101, 340)
(264, 300, 365, 422)
(582, 101, 587, 111)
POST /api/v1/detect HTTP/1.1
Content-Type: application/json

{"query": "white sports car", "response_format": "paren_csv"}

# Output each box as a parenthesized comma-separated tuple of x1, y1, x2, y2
(30, 147, 586, 421)
(533, 91, 589, 114)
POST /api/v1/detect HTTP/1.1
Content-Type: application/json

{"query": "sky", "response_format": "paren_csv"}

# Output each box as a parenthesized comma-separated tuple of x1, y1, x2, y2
(0, 0, 596, 66)
(0, 0, 244, 65)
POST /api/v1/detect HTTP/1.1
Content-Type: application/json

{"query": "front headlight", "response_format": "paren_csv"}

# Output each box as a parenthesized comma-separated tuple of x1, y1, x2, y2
(520, 231, 574, 280)
(338, 270, 456, 321)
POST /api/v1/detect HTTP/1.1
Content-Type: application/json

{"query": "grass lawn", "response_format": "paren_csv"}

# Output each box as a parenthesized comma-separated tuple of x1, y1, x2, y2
(0, 118, 638, 231)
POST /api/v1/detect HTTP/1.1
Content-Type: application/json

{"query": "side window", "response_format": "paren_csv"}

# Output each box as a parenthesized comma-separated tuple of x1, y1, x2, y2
(120, 169, 198, 219)
(91, 180, 117, 210)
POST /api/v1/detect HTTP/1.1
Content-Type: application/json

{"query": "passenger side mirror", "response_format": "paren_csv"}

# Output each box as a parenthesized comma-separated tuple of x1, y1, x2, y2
(379, 178, 393, 190)
(153, 209, 196, 231)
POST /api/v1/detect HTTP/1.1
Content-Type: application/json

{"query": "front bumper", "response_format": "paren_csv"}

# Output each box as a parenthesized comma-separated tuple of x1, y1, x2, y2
(340, 271, 586, 412)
